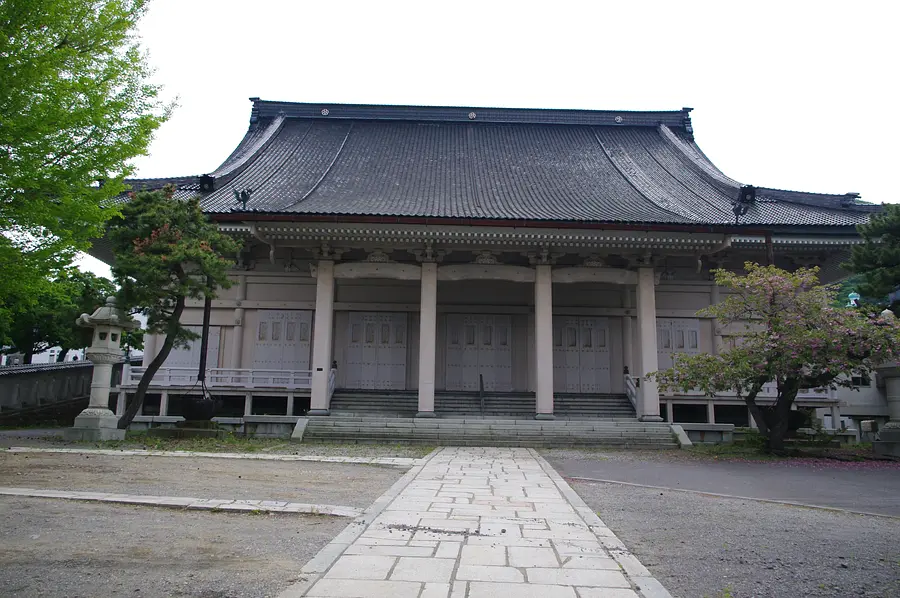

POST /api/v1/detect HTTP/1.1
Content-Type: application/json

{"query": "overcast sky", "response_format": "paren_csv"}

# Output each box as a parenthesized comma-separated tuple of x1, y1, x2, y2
(79, 0, 899, 277)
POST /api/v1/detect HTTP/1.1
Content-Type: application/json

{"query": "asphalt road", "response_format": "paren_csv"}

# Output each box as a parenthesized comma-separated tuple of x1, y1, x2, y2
(544, 449, 900, 517)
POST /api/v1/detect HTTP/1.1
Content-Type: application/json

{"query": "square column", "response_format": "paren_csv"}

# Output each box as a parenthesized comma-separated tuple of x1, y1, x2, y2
(534, 264, 554, 419)
(230, 275, 247, 369)
(621, 288, 634, 374)
(309, 260, 335, 415)
(417, 262, 438, 417)
(637, 266, 663, 421)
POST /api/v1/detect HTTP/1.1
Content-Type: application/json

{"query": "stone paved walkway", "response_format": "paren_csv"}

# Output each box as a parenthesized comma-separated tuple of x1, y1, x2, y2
(285, 447, 671, 598)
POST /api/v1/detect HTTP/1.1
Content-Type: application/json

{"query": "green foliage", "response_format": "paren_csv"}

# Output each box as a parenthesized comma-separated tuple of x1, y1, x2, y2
(652, 263, 900, 450)
(0, 0, 169, 322)
(110, 186, 239, 347)
(1, 268, 115, 362)
(846, 204, 900, 312)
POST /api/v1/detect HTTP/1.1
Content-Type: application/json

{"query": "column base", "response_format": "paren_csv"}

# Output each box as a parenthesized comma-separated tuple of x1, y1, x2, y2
(64, 408, 126, 441)
(534, 413, 555, 421)
(639, 415, 665, 422)
(306, 409, 330, 416)
(416, 411, 436, 418)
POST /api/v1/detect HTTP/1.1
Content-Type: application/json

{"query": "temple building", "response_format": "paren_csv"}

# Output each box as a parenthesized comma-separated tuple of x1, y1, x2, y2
(103, 99, 878, 431)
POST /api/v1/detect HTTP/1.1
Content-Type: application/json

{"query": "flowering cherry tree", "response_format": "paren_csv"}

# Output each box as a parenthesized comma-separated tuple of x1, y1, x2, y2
(652, 263, 900, 451)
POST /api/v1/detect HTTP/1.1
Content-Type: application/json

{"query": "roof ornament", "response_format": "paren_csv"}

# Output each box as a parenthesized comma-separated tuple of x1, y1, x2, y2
(233, 188, 253, 210)
(732, 185, 756, 224)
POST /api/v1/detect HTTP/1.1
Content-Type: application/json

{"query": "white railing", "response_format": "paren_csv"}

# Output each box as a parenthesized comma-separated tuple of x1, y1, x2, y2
(661, 381, 833, 402)
(624, 373, 639, 412)
(122, 366, 314, 390)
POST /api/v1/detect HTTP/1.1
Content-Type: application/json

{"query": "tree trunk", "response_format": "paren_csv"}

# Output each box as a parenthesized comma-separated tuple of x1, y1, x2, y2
(117, 296, 185, 430)
(744, 383, 769, 436)
(56, 348, 69, 362)
(766, 379, 800, 453)
(23, 347, 33, 365)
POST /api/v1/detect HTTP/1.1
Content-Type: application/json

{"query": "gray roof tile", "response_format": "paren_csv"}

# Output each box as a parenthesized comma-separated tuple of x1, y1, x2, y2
(126, 100, 878, 228)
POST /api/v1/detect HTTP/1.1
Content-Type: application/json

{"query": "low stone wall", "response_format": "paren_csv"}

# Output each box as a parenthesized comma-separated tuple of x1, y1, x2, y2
(131, 415, 299, 438)
(678, 423, 735, 444)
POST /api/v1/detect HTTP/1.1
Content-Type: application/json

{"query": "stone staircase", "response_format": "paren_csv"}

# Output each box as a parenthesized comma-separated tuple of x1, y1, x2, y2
(301, 416, 676, 448)
(328, 390, 637, 419)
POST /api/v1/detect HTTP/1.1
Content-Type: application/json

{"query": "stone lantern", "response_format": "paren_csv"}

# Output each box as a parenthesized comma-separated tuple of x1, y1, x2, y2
(63, 297, 138, 441)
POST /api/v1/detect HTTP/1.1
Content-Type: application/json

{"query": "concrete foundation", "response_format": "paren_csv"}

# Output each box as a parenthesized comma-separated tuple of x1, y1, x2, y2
(63, 408, 125, 441)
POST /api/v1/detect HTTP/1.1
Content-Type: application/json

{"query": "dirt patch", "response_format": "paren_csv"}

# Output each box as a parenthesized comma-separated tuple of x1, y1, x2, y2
(0, 452, 403, 508)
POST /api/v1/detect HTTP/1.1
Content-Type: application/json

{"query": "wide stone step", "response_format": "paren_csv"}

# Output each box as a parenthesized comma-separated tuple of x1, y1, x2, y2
(301, 414, 676, 448)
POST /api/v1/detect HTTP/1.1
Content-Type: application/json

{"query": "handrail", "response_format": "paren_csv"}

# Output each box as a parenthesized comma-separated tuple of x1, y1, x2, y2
(122, 366, 314, 390)
(327, 368, 337, 401)
(624, 373, 639, 412)
(479, 373, 485, 415)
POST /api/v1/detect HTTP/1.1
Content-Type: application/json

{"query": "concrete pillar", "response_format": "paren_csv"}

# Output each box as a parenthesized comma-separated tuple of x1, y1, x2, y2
(666, 400, 674, 423)
(637, 267, 662, 421)
(231, 275, 247, 369)
(159, 392, 169, 417)
(417, 262, 438, 417)
(830, 405, 842, 430)
(748, 408, 758, 429)
(710, 284, 722, 355)
(116, 391, 126, 417)
(244, 394, 253, 417)
(885, 376, 900, 422)
(141, 334, 157, 367)
(286, 394, 295, 416)
(309, 260, 335, 415)
(622, 288, 634, 374)
(534, 264, 554, 419)
(707, 402, 716, 424)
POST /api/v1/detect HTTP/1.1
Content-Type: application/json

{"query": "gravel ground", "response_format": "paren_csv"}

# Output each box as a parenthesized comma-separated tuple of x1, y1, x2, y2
(0, 496, 349, 598)
(0, 453, 403, 508)
(572, 480, 900, 598)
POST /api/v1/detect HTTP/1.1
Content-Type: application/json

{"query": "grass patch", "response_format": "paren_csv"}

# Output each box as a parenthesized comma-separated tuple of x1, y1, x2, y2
(96, 430, 286, 453)
(684, 442, 783, 461)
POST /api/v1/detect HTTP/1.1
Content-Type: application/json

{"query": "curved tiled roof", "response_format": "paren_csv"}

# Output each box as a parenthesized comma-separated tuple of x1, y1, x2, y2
(130, 100, 878, 228)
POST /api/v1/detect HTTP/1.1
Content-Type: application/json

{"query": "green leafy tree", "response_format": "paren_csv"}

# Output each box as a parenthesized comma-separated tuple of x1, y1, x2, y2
(1, 269, 114, 363)
(109, 187, 239, 429)
(55, 270, 117, 361)
(652, 263, 900, 452)
(0, 0, 170, 330)
(846, 204, 900, 312)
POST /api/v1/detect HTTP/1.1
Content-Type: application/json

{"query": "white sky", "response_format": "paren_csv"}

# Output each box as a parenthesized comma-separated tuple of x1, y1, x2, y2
(78, 0, 900, 278)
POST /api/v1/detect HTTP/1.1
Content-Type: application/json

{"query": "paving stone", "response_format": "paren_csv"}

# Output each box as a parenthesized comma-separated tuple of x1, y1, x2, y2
(467, 582, 577, 598)
(561, 555, 619, 569)
(526, 567, 631, 587)
(576, 589, 641, 598)
(420, 582, 451, 598)
(435, 541, 462, 559)
(390, 556, 456, 582)
(343, 545, 434, 557)
(305, 579, 422, 598)
(460, 545, 506, 566)
(324, 555, 396, 580)
(508, 546, 559, 567)
(456, 565, 525, 582)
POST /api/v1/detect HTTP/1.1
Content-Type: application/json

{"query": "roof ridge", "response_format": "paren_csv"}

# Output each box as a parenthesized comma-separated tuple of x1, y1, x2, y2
(249, 98, 693, 128)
